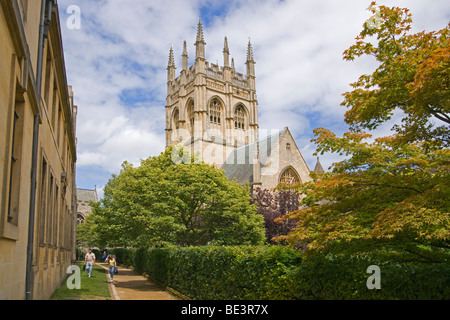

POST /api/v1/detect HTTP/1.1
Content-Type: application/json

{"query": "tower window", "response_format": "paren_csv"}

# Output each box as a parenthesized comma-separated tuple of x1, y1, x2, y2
(173, 109, 180, 129)
(234, 105, 245, 130)
(188, 101, 194, 136)
(209, 99, 222, 126)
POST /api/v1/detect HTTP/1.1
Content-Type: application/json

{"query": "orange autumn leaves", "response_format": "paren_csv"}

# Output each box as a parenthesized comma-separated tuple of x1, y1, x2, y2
(342, 4, 449, 148)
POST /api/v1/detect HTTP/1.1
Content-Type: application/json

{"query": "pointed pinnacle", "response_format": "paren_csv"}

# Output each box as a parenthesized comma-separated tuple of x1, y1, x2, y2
(167, 46, 175, 68)
(223, 36, 229, 54)
(314, 156, 324, 173)
(196, 19, 205, 43)
(182, 40, 188, 56)
(246, 39, 254, 62)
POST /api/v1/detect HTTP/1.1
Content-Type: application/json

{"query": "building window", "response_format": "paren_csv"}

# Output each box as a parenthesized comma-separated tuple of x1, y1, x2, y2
(187, 101, 194, 136)
(47, 174, 54, 245)
(7, 103, 24, 225)
(51, 79, 58, 130)
(279, 167, 300, 186)
(234, 105, 245, 130)
(173, 108, 180, 130)
(209, 99, 222, 125)
(58, 193, 64, 250)
(57, 104, 62, 149)
(54, 184, 59, 246)
(77, 214, 85, 225)
(39, 158, 48, 245)
(44, 46, 52, 107)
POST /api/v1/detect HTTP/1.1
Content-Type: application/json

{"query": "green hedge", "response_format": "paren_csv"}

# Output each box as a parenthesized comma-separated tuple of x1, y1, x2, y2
(111, 246, 301, 299)
(290, 254, 450, 300)
(110, 246, 449, 300)
(169, 246, 302, 300)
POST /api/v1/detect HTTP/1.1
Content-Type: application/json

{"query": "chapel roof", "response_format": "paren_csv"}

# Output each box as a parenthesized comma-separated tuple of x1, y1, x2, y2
(221, 128, 286, 185)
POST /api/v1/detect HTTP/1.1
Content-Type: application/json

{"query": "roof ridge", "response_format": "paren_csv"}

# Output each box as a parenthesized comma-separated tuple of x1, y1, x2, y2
(233, 129, 283, 152)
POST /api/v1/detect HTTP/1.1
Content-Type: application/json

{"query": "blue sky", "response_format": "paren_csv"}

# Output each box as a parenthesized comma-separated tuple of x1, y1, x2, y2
(58, 0, 450, 199)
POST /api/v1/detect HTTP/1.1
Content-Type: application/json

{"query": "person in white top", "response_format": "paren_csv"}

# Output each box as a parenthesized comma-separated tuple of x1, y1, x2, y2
(84, 249, 96, 278)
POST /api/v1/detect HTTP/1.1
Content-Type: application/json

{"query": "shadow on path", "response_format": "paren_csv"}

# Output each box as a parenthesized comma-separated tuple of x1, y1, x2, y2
(98, 263, 180, 300)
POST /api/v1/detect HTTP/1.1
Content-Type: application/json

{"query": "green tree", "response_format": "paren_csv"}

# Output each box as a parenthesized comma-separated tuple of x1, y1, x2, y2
(85, 145, 265, 248)
(76, 209, 100, 248)
(280, 130, 449, 260)
(279, 3, 450, 262)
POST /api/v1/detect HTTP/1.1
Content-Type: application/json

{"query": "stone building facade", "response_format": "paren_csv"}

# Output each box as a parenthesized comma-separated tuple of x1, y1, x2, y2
(166, 21, 318, 191)
(76, 188, 98, 225)
(165, 20, 259, 167)
(221, 127, 313, 190)
(0, 0, 77, 300)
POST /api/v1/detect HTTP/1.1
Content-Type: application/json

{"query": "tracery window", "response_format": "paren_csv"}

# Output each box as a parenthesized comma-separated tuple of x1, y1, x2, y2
(279, 167, 300, 186)
(77, 214, 85, 225)
(209, 99, 222, 125)
(234, 105, 245, 130)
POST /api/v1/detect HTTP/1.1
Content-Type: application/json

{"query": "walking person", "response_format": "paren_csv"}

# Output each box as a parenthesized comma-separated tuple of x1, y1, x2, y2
(106, 254, 117, 283)
(84, 249, 96, 278)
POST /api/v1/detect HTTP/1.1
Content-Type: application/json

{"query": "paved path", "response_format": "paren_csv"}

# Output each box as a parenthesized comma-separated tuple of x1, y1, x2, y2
(98, 263, 181, 300)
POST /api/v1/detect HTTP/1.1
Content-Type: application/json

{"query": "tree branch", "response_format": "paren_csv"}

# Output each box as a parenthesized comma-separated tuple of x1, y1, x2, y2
(355, 182, 423, 194)
(400, 246, 441, 263)
(425, 105, 450, 124)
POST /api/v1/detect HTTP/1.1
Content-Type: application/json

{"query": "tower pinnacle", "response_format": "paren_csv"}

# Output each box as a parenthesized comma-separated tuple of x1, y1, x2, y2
(196, 19, 205, 44)
(223, 36, 230, 67)
(246, 40, 255, 80)
(195, 19, 206, 60)
(168, 45, 175, 67)
(246, 40, 254, 63)
(182, 40, 188, 71)
(167, 46, 176, 81)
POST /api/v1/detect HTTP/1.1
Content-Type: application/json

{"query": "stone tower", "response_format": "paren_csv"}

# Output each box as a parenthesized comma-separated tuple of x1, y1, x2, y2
(165, 20, 259, 167)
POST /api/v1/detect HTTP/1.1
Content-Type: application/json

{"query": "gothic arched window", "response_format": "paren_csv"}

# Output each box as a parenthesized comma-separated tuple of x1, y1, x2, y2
(209, 99, 222, 126)
(279, 167, 300, 186)
(77, 214, 85, 225)
(187, 101, 194, 135)
(173, 108, 180, 129)
(234, 105, 245, 130)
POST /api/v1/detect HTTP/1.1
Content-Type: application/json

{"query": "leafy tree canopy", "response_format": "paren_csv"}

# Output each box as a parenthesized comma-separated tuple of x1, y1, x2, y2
(280, 3, 450, 262)
(343, 2, 449, 149)
(82, 145, 265, 248)
(280, 130, 449, 260)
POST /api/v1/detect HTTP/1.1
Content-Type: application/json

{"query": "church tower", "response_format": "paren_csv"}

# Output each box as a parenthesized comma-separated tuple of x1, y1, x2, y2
(165, 20, 259, 167)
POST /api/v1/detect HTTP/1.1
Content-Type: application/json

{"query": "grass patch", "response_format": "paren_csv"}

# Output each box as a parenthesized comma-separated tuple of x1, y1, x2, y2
(51, 262, 111, 300)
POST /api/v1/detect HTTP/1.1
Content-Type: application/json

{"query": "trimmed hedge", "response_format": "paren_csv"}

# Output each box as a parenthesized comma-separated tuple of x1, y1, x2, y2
(290, 254, 450, 300)
(168, 246, 302, 300)
(110, 246, 450, 300)
(111, 246, 301, 299)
